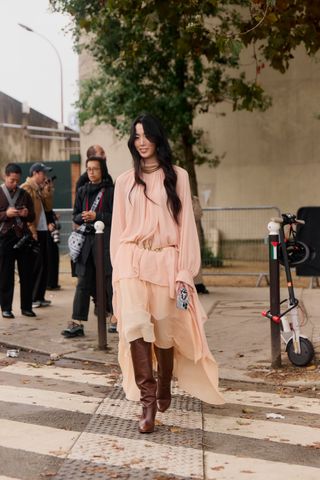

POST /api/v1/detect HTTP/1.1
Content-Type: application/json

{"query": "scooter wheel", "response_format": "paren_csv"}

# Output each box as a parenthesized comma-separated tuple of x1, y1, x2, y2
(286, 337, 314, 367)
(279, 240, 310, 267)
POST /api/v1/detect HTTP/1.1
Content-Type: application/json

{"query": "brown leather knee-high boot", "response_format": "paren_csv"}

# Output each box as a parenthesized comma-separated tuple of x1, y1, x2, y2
(130, 338, 157, 433)
(154, 345, 174, 413)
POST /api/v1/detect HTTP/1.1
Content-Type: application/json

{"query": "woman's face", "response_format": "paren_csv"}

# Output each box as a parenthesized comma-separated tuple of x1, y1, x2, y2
(86, 160, 102, 184)
(134, 123, 157, 162)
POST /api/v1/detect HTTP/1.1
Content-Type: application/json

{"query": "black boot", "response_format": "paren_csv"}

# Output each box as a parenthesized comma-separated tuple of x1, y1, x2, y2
(154, 346, 174, 412)
(130, 338, 157, 433)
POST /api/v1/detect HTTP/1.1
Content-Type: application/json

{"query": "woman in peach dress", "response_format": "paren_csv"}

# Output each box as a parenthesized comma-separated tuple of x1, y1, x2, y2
(110, 114, 224, 433)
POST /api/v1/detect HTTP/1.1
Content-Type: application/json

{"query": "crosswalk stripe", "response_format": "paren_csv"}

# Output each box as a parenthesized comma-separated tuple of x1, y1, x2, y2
(68, 432, 203, 478)
(0, 385, 101, 414)
(0, 419, 79, 458)
(223, 389, 320, 415)
(1, 362, 111, 386)
(204, 450, 320, 480)
(0, 476, 21, 480)
(204, 413, 320, 447)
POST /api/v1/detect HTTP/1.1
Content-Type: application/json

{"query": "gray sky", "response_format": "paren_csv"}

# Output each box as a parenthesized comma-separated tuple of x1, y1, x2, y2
(0, 0, 78, 127)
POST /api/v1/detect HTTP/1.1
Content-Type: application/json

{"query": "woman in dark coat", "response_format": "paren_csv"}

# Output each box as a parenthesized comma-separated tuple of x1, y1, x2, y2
(62, 155, 114, 337)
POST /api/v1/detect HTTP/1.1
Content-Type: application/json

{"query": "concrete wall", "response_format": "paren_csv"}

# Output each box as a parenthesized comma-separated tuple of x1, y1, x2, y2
(79, 47, 320, 213)
(0, 92, 79, 169)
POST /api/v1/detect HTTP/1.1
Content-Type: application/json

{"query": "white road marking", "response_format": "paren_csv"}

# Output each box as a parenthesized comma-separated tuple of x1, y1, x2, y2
(1, 363, 111, 386)
(0, 476, 21, 480)
(204, 413, 320, 447)
(0, 419, 79, 458)
(205, 451, 320, 480)
(223, 389, 320, 415)
(0, 385, 101, 414)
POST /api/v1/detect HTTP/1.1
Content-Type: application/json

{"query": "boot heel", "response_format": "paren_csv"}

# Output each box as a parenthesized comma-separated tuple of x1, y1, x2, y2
(139, 403, 157, 433)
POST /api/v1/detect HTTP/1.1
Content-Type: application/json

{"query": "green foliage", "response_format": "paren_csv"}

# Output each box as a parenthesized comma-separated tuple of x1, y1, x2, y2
(201, 244, 223, 268)
(50, 0, 320, 193)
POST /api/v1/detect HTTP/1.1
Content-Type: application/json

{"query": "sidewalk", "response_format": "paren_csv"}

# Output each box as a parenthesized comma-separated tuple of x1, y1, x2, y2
(0, 274, 319, 386)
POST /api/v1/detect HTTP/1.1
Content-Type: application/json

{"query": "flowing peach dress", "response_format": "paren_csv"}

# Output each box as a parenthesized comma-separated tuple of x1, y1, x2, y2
(110, 166, 225, 405)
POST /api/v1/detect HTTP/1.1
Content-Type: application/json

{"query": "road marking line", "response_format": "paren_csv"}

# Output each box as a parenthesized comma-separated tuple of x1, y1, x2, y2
(205, 450, 320, 480)
(0, 419, 79, 458)
(204, 413, 320, 446)
(1, 363, 111, 386)
(223, 389, 320, 415)
(0, 385, 101, 414)
(0, 476, 21, 480)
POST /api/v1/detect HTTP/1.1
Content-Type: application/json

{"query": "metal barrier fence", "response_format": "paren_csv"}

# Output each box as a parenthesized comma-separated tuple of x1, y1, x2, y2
(56, 205, 281, 284)
(56, 208, 73, 254)
(201, 206, 281, 284)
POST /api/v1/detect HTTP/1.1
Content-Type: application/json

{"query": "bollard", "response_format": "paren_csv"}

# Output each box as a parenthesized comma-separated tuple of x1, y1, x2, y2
(267, 220, 282, 368)
(94, 221, 107, 350)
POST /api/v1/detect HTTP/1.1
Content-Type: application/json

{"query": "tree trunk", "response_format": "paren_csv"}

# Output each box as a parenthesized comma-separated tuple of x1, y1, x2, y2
(182, 129, 206, 253)
(182, 130, 198, 197)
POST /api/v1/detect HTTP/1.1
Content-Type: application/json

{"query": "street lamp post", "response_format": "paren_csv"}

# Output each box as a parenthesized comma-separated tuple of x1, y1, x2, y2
(18, 23, 64, 126)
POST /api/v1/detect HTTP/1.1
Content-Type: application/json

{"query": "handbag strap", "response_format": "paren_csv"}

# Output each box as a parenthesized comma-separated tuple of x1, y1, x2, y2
(78, 188, 105, 233)
(85, 188, 104, 213)
(0, 185, 23, 228)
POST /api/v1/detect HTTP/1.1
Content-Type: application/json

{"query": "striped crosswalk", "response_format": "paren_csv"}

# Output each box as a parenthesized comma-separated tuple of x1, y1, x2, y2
(0, 352, 319, 479)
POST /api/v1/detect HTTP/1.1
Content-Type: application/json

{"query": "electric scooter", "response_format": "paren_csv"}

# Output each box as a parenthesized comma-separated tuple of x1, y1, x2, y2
(262, 213, 314, 366)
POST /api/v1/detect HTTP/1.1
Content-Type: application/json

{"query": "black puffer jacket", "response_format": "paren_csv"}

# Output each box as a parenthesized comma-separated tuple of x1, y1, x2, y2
(73, 177, 114, 276)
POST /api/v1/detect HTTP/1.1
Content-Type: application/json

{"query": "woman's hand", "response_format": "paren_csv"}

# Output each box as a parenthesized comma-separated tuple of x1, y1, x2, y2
(176, 281, 192, 298)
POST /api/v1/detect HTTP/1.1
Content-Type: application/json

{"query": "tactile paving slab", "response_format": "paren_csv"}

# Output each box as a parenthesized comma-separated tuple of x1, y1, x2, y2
(54, 384, 204, 479)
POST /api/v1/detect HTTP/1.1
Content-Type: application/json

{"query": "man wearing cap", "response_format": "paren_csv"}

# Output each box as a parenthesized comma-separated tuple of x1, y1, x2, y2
(21, 162, 53, 308)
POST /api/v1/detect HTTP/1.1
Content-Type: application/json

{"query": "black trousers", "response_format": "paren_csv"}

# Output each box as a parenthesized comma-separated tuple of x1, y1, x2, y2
(72, 252, 113, 321)
(32, 231, 49, 302)
(47, 234, 60, 288)
(0, 246, 34, 312)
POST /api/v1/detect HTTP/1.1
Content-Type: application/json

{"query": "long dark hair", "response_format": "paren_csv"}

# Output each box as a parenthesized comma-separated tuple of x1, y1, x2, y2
(127, 113, 182, 223)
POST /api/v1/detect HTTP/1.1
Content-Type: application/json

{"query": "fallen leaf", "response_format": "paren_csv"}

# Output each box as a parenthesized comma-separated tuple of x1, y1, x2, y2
(170, 426, 182, 433)
(242, 408, 255, 414)
(308, 442, 320, 449)
(236, 419, 251, 425)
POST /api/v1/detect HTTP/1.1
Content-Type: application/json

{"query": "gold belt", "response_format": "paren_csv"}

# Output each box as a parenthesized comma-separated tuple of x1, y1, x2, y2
(133, 241, 174, 252)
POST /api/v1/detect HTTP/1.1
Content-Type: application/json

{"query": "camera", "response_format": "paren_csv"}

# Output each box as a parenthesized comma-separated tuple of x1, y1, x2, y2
(13, 234, 40, 255)
(51, 229, 60, 243)
(50, 220, 61, 243)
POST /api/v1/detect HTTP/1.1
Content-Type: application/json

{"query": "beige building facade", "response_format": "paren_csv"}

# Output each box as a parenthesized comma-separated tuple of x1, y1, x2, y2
(79, 48, 320, 214)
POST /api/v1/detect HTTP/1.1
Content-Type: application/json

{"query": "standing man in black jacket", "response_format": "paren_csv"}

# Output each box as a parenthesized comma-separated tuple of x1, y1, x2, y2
(0, 163, 36, 318)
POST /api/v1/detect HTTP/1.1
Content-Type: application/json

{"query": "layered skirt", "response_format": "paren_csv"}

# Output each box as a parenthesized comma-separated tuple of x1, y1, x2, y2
(113, 274, 225, 405)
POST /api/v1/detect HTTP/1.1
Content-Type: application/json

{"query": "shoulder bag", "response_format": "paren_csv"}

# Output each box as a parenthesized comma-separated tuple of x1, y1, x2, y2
(68, 188, 104, 262)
